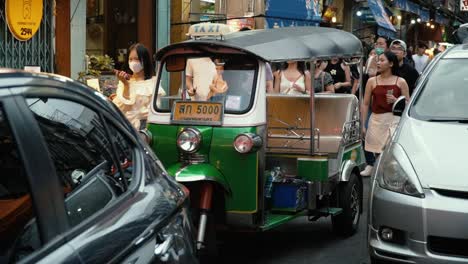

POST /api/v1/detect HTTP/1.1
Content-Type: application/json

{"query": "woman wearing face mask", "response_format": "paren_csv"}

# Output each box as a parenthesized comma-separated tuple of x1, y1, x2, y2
(113, 43, 165, 130)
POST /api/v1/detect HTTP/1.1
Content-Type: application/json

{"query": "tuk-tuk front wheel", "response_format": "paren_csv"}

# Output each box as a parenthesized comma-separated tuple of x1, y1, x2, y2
(331, 172, 362, 237)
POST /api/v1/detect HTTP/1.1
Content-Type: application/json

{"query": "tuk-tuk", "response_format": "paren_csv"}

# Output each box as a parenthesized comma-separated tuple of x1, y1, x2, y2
(146, 24, 365, 252)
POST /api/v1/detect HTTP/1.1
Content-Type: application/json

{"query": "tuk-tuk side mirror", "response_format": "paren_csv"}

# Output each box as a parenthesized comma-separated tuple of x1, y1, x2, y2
(165, 56, 186, 72)
(392, 96, 406, 117)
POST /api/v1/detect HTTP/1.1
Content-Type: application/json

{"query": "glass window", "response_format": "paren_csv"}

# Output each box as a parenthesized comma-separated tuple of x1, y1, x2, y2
(411, 59, 468, 120)
(0, 105, 39, 261)
(155, 55, 258, 114)
(26, 98, 134, 227)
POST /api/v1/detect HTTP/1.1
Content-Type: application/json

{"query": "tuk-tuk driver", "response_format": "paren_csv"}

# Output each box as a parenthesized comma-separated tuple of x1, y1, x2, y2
(185, 57, 218, 101)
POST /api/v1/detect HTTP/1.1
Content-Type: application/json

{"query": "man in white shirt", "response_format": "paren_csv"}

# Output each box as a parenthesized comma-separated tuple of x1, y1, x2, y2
(185, 57, 217, 101)
(412, 43, 429, 74)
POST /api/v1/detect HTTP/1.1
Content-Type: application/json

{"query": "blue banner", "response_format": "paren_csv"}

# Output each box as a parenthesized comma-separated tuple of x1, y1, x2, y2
(368, 0, 396, 34)
(435, 13, 448, 25)
(393, 0, 420, 15)
(419, 8, 430, 22)
(265, 0, 322, 28)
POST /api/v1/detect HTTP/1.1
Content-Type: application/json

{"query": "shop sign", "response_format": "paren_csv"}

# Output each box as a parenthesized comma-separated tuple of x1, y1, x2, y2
(461, 0, 468, 11)
(5, 0, 43, 41)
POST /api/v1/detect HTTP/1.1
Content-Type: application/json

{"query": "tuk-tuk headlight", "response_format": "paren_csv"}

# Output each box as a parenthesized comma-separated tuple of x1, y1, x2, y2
(177, 128, 202, 153)
(233, 133, 262, 154)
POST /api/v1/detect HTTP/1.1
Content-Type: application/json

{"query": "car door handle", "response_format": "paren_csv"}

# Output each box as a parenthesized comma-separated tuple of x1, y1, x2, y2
(134, 229, 154, 246)
(154, 234, 174, 259)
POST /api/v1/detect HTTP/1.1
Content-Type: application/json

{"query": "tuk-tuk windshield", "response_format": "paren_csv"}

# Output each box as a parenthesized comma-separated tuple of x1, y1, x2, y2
(154, 55, 258, 114)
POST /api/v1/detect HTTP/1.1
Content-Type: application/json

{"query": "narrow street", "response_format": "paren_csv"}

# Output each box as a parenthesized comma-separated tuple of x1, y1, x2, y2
(215, 178, 371, 264)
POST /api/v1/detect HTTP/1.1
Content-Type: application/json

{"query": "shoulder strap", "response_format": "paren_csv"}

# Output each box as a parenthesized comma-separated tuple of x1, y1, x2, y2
(375, 76, 378, 85)
(395, 76, 399, 84)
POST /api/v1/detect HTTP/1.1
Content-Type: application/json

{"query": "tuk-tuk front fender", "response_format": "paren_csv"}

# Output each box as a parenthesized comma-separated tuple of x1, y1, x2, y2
(167, 163, 231, 195)
(339, 159, 359, 182)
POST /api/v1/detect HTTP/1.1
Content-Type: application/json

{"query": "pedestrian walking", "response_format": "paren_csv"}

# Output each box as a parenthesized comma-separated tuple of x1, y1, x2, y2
(361, 51, 410, 166)
(113, 43, 163, 130)
(390, 39, 420, 96)
(360, 43, 384, 176)
(412, 42, 430, 74)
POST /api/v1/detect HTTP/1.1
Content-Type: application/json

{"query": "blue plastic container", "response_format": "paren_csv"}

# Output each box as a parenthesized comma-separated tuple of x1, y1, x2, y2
(271, 181, 308, 212)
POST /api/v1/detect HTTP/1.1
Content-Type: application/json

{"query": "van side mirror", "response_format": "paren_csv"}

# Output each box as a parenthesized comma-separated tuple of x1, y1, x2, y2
(392, 96, 406, 116)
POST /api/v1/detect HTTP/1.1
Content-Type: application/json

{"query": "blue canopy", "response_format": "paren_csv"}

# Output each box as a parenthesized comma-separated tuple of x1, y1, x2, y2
(368, 0, 396, 38)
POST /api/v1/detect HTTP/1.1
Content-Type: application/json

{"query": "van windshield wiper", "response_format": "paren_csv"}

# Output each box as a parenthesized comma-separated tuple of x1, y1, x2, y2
(426, 117, 468, 123)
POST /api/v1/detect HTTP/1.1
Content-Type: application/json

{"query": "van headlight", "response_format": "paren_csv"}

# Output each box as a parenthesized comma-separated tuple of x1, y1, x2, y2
(377, 143, 424, 198)
(177, 128, 201, 153)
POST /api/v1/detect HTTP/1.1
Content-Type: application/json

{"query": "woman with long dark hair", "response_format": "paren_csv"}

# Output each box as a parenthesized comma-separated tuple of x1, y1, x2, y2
(113, 43, 164, 129)
(273, 61, 311, 94)
(361, 51, 410, 156)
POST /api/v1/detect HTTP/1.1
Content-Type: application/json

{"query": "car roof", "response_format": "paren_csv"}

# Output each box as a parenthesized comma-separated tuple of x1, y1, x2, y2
(0, 69, 114, 109)
(442, 43, 468, 59)
(156, 26, 363, 62)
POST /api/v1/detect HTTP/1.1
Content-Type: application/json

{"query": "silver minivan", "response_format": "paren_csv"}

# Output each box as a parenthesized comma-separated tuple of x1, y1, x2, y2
(368, 29, 468, 263)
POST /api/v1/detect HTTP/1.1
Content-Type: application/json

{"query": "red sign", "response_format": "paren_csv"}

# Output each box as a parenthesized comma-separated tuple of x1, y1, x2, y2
(227, 17, 255, 31)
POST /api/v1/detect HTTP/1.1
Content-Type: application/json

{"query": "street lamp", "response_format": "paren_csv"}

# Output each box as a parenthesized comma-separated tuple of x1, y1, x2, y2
(356, 11, 362, 17)
(417, 18, 421, 23)
(397, 15, 402, 20)
(332, 16, 337, 23)
(411, 19, 416, 24)
(431, 24, 435, 29)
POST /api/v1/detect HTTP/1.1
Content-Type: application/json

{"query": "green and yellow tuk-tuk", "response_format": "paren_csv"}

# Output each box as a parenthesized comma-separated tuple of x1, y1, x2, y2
(145, 24, 365, 252)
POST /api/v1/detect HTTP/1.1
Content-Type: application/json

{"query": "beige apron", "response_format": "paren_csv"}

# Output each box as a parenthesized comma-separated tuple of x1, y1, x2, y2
(365, 112, 400, 153)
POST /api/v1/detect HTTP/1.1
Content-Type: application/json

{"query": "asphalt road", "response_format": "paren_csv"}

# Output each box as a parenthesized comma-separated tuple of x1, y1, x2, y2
(213, 177, 372, 264)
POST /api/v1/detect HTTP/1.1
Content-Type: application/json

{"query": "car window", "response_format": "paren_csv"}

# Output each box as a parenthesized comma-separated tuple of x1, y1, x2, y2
(0, 105, 40, 261)
(411, 59, 468, 120)
(26, 98, 135, 228)
(155, 55, 258, 114)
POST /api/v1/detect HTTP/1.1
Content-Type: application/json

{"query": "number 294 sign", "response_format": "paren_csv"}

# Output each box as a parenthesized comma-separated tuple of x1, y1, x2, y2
(5, 0, 43, 41)
(171, 101, 223, 126)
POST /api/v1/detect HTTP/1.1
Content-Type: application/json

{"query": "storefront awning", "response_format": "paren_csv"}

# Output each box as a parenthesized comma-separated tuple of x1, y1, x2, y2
(393, 0, 430, 22)
(368, 0, 396, 38)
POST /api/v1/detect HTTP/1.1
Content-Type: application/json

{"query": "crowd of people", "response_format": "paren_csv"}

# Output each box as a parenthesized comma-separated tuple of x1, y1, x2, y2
(359, 36, 435, 177)
(110, 33, 432, 179)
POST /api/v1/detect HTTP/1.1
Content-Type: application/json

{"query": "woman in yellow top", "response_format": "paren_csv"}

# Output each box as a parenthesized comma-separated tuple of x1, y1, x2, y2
(113, 43, 165, 129)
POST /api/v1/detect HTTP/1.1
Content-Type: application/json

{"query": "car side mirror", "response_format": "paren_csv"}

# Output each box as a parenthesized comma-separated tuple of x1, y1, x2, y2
(392, 96, 406, 117)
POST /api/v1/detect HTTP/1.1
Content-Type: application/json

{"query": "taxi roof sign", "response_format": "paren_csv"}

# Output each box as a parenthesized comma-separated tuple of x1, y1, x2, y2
(187, 23, 233, 38)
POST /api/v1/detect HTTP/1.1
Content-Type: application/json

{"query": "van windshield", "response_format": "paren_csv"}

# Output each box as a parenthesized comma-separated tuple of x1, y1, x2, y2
(411, 59, 468, 120)
(154, 55, 257, 114)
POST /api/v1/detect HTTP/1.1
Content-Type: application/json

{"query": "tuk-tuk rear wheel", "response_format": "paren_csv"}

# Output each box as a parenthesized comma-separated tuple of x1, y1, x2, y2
(331, 172, 361, 237)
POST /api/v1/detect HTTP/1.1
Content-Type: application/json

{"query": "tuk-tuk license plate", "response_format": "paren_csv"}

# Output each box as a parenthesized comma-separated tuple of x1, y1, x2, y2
(171, 101, 223, 126)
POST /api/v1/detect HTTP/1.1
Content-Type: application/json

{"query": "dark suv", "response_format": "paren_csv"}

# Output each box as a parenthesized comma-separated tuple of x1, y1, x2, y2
(0, 70, 197, 264)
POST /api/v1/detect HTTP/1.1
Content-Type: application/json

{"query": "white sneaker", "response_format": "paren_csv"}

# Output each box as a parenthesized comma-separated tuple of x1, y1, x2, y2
(360, 165, 373, 177)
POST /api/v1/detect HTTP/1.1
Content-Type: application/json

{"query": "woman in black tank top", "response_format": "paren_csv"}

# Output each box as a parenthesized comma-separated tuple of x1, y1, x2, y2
(324, 58, 352, 93)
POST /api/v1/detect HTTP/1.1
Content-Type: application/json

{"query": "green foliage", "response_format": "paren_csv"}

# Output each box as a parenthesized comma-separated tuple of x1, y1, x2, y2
(78, 55, 115, 82)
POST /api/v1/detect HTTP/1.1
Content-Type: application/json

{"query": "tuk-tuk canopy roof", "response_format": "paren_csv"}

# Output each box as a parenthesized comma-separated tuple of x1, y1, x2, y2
(156, 26, 363, 62)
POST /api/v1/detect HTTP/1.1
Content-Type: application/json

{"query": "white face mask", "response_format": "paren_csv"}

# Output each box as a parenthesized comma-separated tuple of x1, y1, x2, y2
(129, 61, 143, 73)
